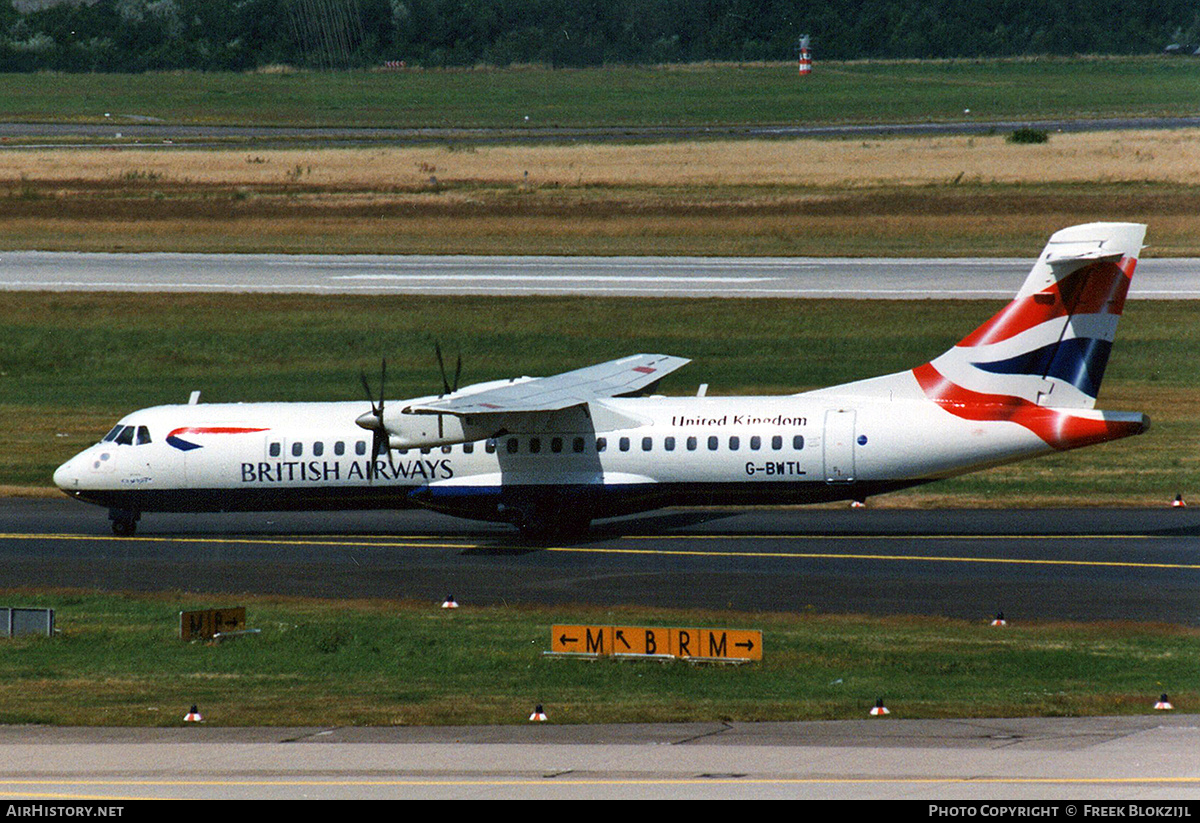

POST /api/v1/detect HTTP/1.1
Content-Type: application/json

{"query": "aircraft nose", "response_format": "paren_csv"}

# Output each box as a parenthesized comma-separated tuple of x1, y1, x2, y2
(53, 455, 79, 490)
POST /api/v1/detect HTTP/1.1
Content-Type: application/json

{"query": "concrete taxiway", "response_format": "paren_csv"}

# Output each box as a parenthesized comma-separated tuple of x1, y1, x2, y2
(0, 717, 1196, 800)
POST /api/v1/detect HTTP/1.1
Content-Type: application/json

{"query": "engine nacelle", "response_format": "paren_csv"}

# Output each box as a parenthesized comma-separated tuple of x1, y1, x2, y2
(386, 411, 496, 450)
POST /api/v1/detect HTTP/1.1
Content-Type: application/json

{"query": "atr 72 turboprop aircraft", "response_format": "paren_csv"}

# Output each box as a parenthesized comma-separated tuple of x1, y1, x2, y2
(55, 223, 1150, 538)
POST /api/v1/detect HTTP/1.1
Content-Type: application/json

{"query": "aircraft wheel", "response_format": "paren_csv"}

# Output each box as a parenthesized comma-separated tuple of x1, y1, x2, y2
(109, 510, 140, 536)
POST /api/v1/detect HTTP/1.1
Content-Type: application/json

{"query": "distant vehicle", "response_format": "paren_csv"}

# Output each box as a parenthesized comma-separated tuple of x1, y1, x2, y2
(1163, 43, 1199, 55)
(55, 223, 1150, 538)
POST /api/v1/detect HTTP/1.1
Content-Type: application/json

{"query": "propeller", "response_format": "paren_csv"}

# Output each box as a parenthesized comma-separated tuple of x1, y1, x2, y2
(434, 342, 462, 397)
(434, 342, 461, 439)
(356, 359, 391, 479)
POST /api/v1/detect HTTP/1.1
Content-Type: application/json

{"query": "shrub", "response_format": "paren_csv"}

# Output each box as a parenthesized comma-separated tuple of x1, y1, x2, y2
(1007, 128, 1049, 144)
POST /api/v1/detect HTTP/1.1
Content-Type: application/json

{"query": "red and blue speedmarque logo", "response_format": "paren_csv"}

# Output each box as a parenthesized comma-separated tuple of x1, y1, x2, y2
(167, 427, 269, 451)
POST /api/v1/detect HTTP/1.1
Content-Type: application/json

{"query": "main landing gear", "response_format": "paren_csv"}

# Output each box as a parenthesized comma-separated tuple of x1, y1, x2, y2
(108, 509, 140, 536)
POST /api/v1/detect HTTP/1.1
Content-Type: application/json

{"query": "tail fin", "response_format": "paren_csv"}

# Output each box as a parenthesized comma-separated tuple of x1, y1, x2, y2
(919, 222, 1145, 410)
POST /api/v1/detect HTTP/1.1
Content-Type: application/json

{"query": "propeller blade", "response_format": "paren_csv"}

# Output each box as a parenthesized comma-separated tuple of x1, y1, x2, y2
(359, 372, 377, 415)
(378, 359, 387, 412)
(435, 342, 450, 397)
(358, 358, 390, 482)
(452, 353, 462, 394)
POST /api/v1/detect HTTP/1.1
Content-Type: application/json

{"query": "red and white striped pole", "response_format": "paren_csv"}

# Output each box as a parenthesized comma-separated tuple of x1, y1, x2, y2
(798, 35, 812, 76)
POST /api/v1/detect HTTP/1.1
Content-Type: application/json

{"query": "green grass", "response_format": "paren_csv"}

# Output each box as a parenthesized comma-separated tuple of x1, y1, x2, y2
(2, 57, 1199, 130)
(0, 591, 1192, 726)
(4, 293, 1197, 503)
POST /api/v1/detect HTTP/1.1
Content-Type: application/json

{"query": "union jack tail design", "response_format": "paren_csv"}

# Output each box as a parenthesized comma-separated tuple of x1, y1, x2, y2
(915, 222, 1148, 450)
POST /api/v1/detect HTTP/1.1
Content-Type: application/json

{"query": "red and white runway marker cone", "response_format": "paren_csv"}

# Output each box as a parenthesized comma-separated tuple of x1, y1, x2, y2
(529, 704, 547, 722)
(184, 705, 203, 722)
(441, 595, 458, 609)
(1155, 694, 1174, 710)
(870, 698, 890, 716)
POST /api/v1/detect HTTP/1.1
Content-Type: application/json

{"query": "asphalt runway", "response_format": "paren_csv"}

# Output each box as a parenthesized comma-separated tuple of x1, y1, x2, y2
(1, 251, 1196, 298)
(4, 499, 1198, 624)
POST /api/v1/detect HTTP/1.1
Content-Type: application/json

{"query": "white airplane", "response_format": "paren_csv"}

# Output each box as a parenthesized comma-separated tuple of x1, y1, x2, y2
(54, 223, 1150, 538)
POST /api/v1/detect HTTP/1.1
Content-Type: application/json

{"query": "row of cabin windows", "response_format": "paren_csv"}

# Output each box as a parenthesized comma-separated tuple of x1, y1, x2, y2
(269, 440, 369, 458)
(596, 434, 804, 453)
(269, 434, 805, 458)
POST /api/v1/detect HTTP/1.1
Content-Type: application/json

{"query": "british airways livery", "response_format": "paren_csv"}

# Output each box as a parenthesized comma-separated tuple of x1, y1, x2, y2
(54, 223, 1150, 537)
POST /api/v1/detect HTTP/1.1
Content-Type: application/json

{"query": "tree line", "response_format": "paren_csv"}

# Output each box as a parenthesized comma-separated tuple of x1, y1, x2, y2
(2, 0, 1198, 72)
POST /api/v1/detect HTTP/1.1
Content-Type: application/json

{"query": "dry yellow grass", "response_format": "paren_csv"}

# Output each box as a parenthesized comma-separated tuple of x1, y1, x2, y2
(5, 129, 1200, 188)
(3, 131, 1200, 256)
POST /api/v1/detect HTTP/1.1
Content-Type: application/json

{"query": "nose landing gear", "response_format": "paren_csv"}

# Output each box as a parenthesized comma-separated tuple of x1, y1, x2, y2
(108, 509, 140, 536)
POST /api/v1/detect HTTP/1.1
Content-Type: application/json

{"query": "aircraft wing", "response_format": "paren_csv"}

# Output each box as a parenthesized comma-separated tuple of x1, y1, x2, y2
(403, 354, 690, 416)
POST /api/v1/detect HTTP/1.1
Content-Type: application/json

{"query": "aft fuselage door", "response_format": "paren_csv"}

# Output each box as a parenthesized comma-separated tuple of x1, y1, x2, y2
(823, 409, 856, 483)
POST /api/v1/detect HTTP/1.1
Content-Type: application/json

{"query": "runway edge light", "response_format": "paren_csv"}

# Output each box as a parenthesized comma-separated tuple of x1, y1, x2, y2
(1155, 694, 1174, 710)
(991, 611, 1007, 627)
(441, 595, 459, 609)
(1172, 494, 1187, 508)
(529, 704, 547, 722)
(184, 704, 203, 722)
(870, 698, 890, 716)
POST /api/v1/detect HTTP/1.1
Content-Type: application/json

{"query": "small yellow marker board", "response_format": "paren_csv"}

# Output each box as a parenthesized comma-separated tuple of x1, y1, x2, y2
(180, 607, 246, 641)
(550, 624, 762, 662)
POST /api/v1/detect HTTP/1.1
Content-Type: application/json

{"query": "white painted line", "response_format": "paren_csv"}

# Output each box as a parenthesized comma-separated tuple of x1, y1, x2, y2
(329, 274, 782, 283)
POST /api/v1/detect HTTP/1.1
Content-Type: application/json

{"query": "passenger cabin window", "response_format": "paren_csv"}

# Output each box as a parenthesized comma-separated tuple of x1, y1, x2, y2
(334, 441, 345, 456)
(665, 436, 675, 451)
(707, 436, 719, 451)
(642, 437, 652, 451)
(619, 437, 630, 452)
(313, 442, 324, 457)
(269, 442, 282, 457)
(506, 438, 519, 454)
(772, 435, 783, 450)
(793, 435, 805, 450)
(686, 436, 697, 451)
(596, 437, 607, 452)
(355, 441, 367, 456)
(729, 436, 740, 451)
(463, 442, 475, 454)
(485, 439, 497, 454)
(750, 436, 761, 451)
(292, 442, 303, 457)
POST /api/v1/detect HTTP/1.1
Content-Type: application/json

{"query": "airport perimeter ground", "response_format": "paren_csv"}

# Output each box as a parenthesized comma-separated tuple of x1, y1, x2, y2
(1, 59, 1198, 800)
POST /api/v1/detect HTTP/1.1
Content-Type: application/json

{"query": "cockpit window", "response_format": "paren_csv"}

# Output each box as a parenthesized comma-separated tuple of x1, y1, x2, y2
(102, 424, 153, 445)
